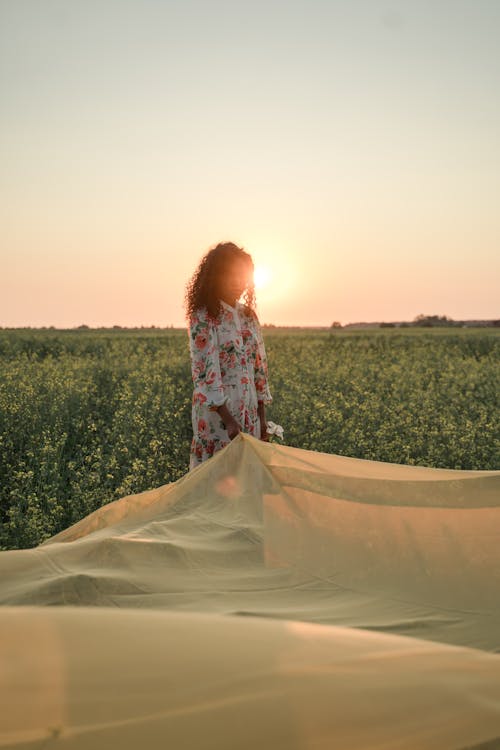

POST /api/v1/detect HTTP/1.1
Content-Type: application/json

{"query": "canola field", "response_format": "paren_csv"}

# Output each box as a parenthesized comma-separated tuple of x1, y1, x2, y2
(0, 327, 498, 550)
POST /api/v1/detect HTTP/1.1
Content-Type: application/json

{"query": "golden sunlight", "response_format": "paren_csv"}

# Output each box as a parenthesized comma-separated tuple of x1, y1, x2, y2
(253, 265, 273, 290)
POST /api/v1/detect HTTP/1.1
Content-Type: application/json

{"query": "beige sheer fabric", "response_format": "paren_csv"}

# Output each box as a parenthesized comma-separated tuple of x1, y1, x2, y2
(1, 434, 499, 748)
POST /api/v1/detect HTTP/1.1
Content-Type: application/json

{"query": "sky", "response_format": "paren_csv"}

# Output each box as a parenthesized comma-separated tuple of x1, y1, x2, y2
(1, 0, 499, 327)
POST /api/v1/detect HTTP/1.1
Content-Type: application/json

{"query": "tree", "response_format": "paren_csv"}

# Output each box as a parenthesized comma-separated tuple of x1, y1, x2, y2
(413, 314, 455, 327)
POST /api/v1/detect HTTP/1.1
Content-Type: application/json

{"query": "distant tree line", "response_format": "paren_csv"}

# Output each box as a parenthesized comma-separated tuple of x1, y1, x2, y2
(331, 315, 500, 329)
(393, 315, 498, 328)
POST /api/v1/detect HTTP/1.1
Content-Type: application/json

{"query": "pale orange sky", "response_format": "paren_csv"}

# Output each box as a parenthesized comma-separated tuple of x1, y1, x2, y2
(1, 1, 499, 327)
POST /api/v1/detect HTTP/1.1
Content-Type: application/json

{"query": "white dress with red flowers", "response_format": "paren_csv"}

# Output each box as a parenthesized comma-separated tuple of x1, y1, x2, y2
(188, 300, 272, 469)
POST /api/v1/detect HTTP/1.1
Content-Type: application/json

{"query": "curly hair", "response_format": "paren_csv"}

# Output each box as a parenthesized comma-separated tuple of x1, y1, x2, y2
(185, 242, 256, 320)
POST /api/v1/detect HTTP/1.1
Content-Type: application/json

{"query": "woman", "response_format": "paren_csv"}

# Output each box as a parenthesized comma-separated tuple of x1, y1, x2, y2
(185, 242, 272, 469)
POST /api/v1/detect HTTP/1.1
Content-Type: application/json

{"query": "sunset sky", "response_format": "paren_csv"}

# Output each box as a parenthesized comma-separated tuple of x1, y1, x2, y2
(2, 0, 499, 327)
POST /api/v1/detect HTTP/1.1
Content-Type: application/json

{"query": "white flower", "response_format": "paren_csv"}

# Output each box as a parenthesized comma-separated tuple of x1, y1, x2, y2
(266, 421, 284, 440)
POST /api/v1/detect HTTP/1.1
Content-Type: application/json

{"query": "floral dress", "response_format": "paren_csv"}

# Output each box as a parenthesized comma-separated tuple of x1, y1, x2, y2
(188, 300, 272, 469)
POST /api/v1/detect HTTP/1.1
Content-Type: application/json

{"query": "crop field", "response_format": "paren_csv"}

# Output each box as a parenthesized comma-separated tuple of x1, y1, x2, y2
(0, 327, 498, 550)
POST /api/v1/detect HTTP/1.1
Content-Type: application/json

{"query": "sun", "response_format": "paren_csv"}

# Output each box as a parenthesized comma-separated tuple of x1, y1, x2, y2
(253, 265, 272, 290)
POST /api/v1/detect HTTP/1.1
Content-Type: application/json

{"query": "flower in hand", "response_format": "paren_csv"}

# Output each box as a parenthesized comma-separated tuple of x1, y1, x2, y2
(266, 421, 284, 441)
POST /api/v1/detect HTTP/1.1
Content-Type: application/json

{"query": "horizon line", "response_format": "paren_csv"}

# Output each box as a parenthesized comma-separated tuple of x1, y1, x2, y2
(1, 316, 499, 331)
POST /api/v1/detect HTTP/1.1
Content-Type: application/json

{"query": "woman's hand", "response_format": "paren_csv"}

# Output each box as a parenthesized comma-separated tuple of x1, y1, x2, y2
(226, 417, 241, 440)
(217, 403, 241, 440)
(257, 401, 269, 441)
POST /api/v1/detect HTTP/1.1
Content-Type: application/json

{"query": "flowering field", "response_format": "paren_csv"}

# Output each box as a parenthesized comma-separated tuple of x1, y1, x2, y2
(0, 328, 498, 550)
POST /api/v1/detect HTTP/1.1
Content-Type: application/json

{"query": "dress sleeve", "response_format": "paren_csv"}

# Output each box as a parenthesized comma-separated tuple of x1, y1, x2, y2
(253, 316, 273, 405)
(188, 310, 227, 410)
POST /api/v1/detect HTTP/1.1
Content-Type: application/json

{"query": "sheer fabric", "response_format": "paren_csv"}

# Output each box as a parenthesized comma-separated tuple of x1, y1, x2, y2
(1, 434, 500, 748)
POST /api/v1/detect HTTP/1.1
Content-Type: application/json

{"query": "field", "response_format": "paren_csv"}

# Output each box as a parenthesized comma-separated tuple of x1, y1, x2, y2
(0, 327, 498, 551)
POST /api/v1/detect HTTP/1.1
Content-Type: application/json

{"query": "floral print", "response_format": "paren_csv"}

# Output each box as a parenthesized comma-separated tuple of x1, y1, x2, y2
(188, 300, 272, 469)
